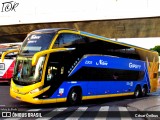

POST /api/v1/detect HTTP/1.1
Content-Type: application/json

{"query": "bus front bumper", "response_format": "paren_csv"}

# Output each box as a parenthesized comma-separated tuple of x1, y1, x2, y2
(10, 88, 67, 104)
(10, 88, 43, 104)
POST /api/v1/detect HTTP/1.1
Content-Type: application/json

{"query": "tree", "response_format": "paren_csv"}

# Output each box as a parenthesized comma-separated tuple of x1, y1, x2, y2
(150, 45, 160, 56)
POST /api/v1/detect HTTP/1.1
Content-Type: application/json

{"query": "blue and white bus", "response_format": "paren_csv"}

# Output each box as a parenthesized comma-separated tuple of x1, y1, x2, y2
(1, 28, 159, 104)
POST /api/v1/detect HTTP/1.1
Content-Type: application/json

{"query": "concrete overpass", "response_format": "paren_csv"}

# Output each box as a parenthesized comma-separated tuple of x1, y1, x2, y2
(1, 16, 160, 43)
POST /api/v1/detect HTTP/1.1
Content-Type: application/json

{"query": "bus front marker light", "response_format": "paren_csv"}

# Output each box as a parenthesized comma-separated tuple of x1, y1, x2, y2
(34, 98, 39, 100)
(29, 87, 41, 94)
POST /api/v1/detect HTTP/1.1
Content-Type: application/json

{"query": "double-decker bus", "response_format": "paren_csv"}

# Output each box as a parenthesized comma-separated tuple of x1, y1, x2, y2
(1, 28, 159, 104)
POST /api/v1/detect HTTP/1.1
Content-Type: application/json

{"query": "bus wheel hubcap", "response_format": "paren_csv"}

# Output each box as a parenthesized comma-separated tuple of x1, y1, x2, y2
(142, 88, 146, 95)
(72, 92, 77, 101)
(135, 90, 139, 97)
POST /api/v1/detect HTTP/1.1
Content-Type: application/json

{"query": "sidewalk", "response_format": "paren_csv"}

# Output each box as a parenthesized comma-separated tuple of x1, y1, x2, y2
(128, 96, 160, 111)
(128, 88, 160, 111)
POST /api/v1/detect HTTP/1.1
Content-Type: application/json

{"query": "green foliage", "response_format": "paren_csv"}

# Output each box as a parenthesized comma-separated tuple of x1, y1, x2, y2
(150, 45, 160, 56)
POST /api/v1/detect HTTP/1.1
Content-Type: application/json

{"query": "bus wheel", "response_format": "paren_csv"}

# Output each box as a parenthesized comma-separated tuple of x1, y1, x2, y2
(67, 88, 81, 106)
(142, 86, 148, 97)
(134, 86, 141, 98)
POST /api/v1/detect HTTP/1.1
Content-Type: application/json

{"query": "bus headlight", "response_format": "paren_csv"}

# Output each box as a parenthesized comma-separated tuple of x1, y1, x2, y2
(29, 87, 42, 94)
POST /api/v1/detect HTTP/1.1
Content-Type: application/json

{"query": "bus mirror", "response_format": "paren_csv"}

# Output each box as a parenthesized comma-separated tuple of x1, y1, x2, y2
(1, 49, 19, 62)
(32, 48, 75, 66)
(32, 48, 68, 66)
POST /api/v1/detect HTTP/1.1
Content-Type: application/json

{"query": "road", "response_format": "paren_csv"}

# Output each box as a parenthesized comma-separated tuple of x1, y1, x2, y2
(0, 84, 160, 120)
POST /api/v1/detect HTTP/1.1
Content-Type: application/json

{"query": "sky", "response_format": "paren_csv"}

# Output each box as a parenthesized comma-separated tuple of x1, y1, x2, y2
(117, 38, 159, 49)
(0, 0, 160, 49)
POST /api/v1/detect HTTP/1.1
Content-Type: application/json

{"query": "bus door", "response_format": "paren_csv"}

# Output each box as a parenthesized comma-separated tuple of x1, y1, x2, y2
(43, 61, 64, 98)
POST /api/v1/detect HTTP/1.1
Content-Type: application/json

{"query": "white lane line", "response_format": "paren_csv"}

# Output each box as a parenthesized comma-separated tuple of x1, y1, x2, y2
(2, 118, 20, 120)
(27, 109, 41, 111)
(119, 107, 132, 120)
(65, 107, 88, 120)
(0, 105, 5, 107)
(95, 106, 109, 120)
(36, 107, 67, 120)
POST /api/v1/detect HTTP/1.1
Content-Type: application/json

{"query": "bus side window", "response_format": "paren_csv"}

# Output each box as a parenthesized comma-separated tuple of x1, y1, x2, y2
(53, 33, 83, 48)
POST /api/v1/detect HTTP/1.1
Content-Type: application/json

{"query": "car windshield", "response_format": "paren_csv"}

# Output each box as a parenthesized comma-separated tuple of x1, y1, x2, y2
(20, 33, 55, 55)
(13, 56, 45, 85)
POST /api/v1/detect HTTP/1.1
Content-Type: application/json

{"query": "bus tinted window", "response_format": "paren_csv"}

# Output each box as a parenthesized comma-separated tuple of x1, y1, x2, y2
(53, 33, 140, 60)
(54, 33, 85, 48)
(20, 33, 55, 54)
(79, 36, 141, 60)
(69, 67, 144, 81)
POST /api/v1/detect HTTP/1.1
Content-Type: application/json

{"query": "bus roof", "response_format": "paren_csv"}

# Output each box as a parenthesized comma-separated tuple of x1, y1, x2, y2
(30, 28, 77, 34)
(30, 28, 157, 53)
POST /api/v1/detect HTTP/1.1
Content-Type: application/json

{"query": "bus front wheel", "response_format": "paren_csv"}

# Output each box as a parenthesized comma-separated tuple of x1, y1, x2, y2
(67, 88, 82, 106)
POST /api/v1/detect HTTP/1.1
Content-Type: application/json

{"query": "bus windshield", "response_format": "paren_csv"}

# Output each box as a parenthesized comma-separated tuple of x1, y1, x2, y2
(13, 56, 45, 85)
(20, 33, 55, 55)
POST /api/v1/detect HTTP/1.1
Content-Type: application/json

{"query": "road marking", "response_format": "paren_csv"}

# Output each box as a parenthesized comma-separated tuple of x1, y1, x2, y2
(95, 106, 109, 120)
(27, 109, 41, 111)
(36, 107, 67, 120)
(119, 107, 132, 120)
(3, 118, 21, 120)
(65, 107, 88, 120)
(0, 105, 5, 107)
